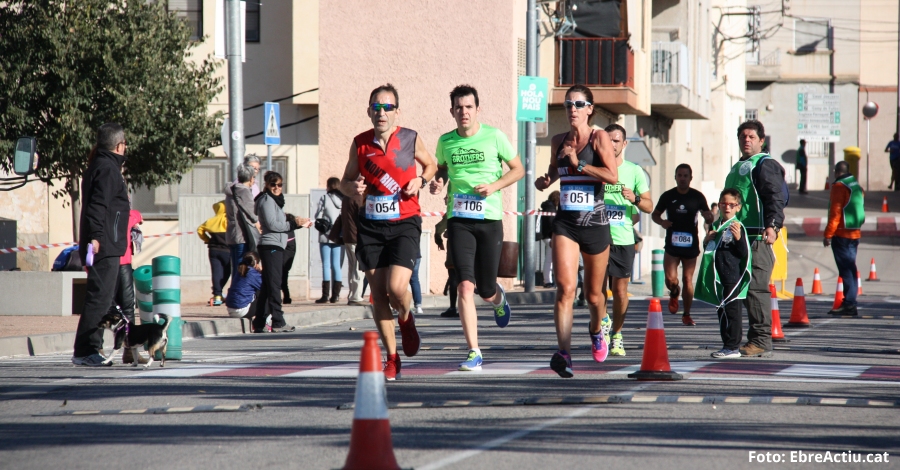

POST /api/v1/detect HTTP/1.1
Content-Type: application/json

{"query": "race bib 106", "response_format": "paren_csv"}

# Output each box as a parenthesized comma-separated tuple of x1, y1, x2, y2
(365, 194, 400, 220)
(671, 231, 693, 248)
(606, 204, 627, 226)
(452, 193, 486, 219)
(560, 185, 594, 211)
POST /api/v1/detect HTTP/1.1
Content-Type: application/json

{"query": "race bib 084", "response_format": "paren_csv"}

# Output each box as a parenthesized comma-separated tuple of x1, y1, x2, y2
(365, 194, 400, 220)
(606, 204, 627, 226)
(560, 185, 594, 211)
(671, 231, 693, 248)
(452, 193, 486, 219)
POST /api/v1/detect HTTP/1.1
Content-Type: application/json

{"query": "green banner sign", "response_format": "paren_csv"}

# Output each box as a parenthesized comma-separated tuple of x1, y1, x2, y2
(517, 76, 548, 123)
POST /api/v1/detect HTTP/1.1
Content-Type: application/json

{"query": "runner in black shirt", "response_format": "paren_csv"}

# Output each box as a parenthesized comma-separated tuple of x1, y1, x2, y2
(651, 164, 714, 325)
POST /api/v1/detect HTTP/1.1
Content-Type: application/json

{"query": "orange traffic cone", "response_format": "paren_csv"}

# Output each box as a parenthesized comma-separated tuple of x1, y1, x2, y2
(831, 277, 844, 310)
(627, 299, 683, 381)
(786, 278, 811, 328)
(882, 196, 890, 213)
(770, 284, 788, 341)
(866, 258, 880, 281)
(810, 268, 823, 295)
(857, 270, 863, 296)
(342, 332, 401, 470)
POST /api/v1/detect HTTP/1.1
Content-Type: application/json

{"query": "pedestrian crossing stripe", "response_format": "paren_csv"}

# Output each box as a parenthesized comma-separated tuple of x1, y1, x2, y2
(121, 361, 900, 381)
(416, 344, 900, 355)
(265, 107, 279, 139)
(33, 403, 254, 417)
(336, 395, 900, 410)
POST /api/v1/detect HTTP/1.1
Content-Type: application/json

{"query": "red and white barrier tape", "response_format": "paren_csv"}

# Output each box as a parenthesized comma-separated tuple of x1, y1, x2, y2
(0, 231, 197, 255)
(0, 210, 560, 255)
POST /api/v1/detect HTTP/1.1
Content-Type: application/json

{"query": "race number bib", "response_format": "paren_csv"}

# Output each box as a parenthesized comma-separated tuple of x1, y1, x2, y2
(671, 231, 693, 248)
(365, 194, 400, 220)
(606, 204, 627, 226)
(452, 193, 486, 219)
(560, 185, 594, 211)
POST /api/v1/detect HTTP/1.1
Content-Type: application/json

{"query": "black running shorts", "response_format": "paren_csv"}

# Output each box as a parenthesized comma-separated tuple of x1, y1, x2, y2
(551, 218, 611, 255)
(447, 218, 503, 299)
(355, 216, 421, 271)
(607, 243, 636, 278)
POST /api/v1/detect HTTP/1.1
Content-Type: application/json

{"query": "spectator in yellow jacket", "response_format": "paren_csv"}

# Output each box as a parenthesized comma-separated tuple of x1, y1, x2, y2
(198, 201, 231, 306)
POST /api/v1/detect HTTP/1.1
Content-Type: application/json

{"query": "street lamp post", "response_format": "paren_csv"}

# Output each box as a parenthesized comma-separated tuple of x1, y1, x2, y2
(862, 102, 879, 192)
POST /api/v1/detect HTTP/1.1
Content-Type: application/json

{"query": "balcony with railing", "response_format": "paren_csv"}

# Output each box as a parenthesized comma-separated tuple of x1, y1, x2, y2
(649, 41, 709, 120)
(746, 48, 782, 81)
(553, 37, 640, 115)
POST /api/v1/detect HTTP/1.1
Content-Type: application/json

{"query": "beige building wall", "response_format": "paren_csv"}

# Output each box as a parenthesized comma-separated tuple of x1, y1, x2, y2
(0, 177, 49, 271)
(319, 0, 524, 294)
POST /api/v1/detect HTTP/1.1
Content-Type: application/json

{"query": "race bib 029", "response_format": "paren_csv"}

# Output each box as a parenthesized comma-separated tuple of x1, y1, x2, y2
(560, 185, 594, 212)
(365, 194, 400, 220)
(452, 193, 486, 219)
(606, 204, 627, 226)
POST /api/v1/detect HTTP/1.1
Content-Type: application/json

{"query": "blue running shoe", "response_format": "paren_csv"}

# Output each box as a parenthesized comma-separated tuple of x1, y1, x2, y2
(550, 350, 573, 378)
(458, 350, 483, 371)
(492, 283, 511, 328)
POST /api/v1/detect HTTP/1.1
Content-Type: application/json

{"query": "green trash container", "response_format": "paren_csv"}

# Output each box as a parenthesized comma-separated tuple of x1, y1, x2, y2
(152, 256, 182, 360)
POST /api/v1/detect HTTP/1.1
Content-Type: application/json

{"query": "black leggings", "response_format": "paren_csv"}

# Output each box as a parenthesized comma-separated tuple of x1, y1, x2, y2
(448, 218, 503, 299)
(208, 249, 231, 296)
(114, 264, 135, 324)
(717, 283, 743, 350)
(254, 246, 286, 329)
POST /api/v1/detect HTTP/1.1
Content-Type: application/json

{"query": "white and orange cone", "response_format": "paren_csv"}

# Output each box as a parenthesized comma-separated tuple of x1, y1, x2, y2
(882, 196, 890, 213)
(786, 278, 811, 328)
(770, 284, 787, 340)
(811, 268, 823, 295)
(831, 277, 845, 311)
(857, 270, 863, 296)
(866, 258, 880, 282)
(628, 299, 683, 381)
(342, 331, 401, 470)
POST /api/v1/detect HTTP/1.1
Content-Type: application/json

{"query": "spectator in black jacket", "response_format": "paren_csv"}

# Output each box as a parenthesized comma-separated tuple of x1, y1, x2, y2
(72, 123, 132, 367)
(539, 191, 559, 288)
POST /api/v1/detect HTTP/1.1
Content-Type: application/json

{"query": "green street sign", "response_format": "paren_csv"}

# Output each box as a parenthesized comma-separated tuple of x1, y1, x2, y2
(517, 76, 548, 123)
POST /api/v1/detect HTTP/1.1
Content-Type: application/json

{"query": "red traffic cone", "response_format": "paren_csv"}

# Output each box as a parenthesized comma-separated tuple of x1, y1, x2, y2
(342, 332, 401, 470)
(770, 284, 787, 341)
(882, 196, 890, 213)
(857, 270, 863, 296)
(786, 278, 811, 328)
(628, 299, 683, 381)
(831, 277, 844, 311)
(866, 258, 880, 282)
(810, 268, 823, 295)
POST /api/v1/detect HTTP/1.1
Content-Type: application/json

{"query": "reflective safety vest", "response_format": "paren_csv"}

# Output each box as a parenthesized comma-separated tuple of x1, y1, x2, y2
(723, 153, 769, 240)
(833, 175, 865, 230)
(695, 217, 752, 309)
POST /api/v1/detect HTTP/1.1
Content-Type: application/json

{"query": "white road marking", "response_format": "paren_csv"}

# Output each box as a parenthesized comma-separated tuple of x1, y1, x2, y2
(774, 364, 870, 378)
(784, 318, 835, 336)
(607, 361, 713, 375)
(445, 362, 545, 376)
(416, 382, 655, 470)
(687, 376, 899, 386)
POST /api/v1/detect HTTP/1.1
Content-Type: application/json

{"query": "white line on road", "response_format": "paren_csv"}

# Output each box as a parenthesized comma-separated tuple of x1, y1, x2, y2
(784, 318, 835, 336)
(416, 382, 655, 470)
(687, 376, 899, 386)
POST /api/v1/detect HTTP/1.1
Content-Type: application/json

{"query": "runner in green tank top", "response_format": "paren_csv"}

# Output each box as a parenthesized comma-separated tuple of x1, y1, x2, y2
(600, 124, 653, 357)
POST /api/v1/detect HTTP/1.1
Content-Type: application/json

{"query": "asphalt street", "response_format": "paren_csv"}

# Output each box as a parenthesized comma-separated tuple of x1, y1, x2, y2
(1, 241, 898, 469)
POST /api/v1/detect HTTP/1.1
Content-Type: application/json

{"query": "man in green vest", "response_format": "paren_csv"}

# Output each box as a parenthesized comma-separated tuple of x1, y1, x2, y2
(723, 120, 786, 357)
(824, 161, 864, 316)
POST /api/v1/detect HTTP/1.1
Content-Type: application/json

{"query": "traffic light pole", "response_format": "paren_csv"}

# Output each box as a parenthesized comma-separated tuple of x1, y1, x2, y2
(226, 0, 244, 180)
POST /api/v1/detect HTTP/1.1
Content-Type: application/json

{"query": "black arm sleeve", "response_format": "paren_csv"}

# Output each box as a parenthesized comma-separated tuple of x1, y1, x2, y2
(85, 166, 111, 243)
(754, 159, 786, 229)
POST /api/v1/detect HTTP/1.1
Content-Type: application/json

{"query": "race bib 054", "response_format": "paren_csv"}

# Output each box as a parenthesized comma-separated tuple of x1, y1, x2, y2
(365, 194, 400, 220)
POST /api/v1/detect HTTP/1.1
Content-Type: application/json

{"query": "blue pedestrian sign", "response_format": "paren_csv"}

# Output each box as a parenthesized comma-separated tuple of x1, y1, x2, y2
(264, 102, 280, 145)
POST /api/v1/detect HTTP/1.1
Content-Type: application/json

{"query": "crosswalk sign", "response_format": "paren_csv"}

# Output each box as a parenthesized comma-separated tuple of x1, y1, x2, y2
(264, 102, 280, 145)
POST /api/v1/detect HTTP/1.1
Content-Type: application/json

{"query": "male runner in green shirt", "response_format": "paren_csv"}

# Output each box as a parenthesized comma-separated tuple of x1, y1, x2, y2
(601, 124, 652, 356)
(430, 84, 524, 371)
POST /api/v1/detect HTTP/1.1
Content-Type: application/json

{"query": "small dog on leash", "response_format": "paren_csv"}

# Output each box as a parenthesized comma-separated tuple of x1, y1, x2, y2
(97, 310, 170, 368)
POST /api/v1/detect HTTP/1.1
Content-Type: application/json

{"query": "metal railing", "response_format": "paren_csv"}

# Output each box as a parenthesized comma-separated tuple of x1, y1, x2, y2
(651, 42, 690, 87)
(556, 37, 634, 88)
(747, 48, 781, 66)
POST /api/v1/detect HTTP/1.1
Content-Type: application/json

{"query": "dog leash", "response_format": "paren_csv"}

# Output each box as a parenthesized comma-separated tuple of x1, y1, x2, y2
(113, 320, 131, 349)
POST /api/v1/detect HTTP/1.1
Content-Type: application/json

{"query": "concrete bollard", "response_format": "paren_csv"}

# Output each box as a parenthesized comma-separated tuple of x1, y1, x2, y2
(651, 249, 665, 298)
(152, 256, 182, 360)
(134, 265, 154, 323)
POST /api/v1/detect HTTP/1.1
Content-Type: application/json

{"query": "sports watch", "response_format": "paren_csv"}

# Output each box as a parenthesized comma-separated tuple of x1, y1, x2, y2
(419, 176, 427, 188)
(576, 160, 587, 173)
(633, 194, 641, 205)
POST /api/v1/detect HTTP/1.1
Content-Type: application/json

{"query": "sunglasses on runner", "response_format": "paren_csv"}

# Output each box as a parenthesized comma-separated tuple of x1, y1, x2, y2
(370, 103, 398, 112)
(717, 202, 741, 209)
(564, 100, 592, 109)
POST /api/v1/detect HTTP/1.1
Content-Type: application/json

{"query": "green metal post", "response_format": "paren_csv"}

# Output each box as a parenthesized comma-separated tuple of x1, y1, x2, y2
(152, 256, 182, 360)
(652, 249, 665, 298)
(134, 265, 154, 323)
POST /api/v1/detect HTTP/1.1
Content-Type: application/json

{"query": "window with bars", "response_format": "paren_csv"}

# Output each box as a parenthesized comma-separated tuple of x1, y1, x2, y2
(745, 109, 759, 121)
(246, 0, 261, 43)
(132, 157, 289, 219)
(167, 0, 202, 41)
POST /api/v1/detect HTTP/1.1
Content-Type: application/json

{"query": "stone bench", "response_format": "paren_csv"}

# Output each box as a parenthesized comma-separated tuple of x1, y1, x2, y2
(0, 271, 88, 316)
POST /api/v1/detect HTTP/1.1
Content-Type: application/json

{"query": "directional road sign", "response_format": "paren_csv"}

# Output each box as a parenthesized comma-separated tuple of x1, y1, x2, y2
(797, 93, 840, 142)
(264, 102, 280, 146)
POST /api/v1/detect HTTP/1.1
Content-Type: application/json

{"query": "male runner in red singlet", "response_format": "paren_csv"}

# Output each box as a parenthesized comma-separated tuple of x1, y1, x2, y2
(340, 84, 437, 381)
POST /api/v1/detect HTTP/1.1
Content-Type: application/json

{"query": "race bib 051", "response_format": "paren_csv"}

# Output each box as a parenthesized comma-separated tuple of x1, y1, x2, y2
(560, 185, 594, 211)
